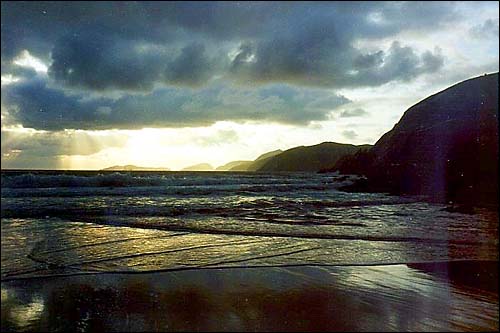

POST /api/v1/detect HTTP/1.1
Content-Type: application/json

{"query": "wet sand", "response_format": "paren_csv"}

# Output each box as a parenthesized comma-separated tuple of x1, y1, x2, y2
(1, 261, 498, 332)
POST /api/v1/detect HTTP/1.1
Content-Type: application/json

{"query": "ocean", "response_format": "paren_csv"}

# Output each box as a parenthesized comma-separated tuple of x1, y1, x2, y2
(1, 170, 498, 331)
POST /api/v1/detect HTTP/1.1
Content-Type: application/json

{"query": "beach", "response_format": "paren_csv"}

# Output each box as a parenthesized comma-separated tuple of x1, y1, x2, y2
(1, 171, 498, 331)
(2, 262, 498, 332)
(2, 2, 499, 331)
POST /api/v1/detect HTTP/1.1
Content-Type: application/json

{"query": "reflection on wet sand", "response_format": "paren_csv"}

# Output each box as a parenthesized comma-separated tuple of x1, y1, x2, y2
(1, 264, 498, 332)
(3, 218, 498, 282)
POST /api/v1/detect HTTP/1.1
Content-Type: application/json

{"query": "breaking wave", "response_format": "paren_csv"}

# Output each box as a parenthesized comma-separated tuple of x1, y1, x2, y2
(1, 172, 170, 188)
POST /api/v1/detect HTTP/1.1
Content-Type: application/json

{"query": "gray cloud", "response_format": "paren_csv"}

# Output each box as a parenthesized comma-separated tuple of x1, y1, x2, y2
(1, 129, 127, 157)
(2, 77, 108, 131)
(164, 43, 224, 87)
(0, 1, 474, 131)
(2, 77, 351, 130)
(340, 108, 369, 118)
(48, 31, 227, 91)
(1, 129, 128, 168)
(420, 48, 445, 73)
(342, 130, 358, 139)
(48, 31, 166, 91)
(230, 40, 444, 88)
(470, 18, 499, 39)
(2, 2, 454, 91)
(353, 51, 384, 70)
(0, 2, 460, 61)
(338, 42, 446, 87)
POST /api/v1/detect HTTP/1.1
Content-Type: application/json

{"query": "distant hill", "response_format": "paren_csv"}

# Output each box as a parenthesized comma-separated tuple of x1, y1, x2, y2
(228, 149, 284, 171)
(181, 163, 214, 171)
(256, 143, 371, 172)
(102, 165, 170, 171)
(215, 160, 252, 171)
(328, 72, 499, 207)
(227, 161, 254, 171)
(255, 149, 284, 162)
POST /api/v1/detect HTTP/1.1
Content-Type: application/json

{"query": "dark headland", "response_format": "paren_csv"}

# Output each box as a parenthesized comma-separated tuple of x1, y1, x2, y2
(322, 73, 499, 209)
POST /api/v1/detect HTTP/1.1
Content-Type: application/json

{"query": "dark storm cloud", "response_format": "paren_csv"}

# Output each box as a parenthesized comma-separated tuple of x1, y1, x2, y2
(3, 2, 456, 90)
(229, 39, 444, 87)
(164, 43, 224, 87)
(360, 42, 444, 84)
(1, 1, 178, 62)
(2, 77, 350, 130)
(48, 30, 165, 91)
(1, 1, 460, 130)
(1, 77, 109, 131)
(48, 30, 226, 90)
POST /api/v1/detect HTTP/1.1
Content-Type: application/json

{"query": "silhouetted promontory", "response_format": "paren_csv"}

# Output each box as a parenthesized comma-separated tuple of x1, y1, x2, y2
(325, 73, 499, 207)
(256, 142, 371, 172)
(215, 161, 252, 171)
(227, 149, 283, 171)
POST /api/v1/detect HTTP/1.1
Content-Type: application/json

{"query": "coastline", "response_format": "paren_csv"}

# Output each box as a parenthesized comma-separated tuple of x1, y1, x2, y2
(2, 261, 498, 332)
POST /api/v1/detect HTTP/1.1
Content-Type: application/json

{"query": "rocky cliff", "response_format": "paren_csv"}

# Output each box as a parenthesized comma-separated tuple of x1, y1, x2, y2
(331, 73, 499, 207)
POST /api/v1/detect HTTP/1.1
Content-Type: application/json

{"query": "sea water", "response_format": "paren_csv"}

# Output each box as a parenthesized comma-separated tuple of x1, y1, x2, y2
(1, 170, 497, 278)
(1, 170, 498, 331)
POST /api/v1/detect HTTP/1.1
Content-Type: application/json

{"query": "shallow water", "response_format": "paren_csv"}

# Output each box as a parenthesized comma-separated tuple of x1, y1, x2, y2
(1, 171, 498, 331)
(1, 171, 498, 279)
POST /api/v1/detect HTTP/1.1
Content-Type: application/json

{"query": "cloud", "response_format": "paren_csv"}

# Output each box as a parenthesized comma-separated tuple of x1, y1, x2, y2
(1, 128, 128, 168)
(2, 2, 455, 92)
(229, 40, 444, 88)
(353, 51, 384, 70)
(1, 1, 493, 133)
(470, 18, 499, 39)
(48, 30, 166, 91)
(164, 43, 224, 87)
(48, 31, 227, 91)
(340, 108, 369, 118)
(348, 42, 445, 86)
(2, 77, 108, 131)
(342, 130, 358, 139)
(2, 77, 351, 130)
(1, 129, 128, 156)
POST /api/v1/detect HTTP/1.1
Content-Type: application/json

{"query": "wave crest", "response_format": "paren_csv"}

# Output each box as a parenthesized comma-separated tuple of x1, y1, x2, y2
(1, 173, 168, 188)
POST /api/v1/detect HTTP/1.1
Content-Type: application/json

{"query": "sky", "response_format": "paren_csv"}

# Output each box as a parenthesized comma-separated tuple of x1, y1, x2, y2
(1, 1, 498, 170)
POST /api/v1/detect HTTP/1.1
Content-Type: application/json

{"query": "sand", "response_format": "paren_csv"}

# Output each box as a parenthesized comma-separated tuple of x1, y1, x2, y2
(1, 261, 498, 332)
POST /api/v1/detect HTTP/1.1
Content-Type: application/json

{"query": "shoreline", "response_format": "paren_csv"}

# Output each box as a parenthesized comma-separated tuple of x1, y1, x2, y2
(1, 259, 498, 283)
(2, 261, 498, 332)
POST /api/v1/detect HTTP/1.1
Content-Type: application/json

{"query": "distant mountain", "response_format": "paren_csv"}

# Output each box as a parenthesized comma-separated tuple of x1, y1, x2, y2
(215, 160, 252, 171)
(256, 143, 371, 172)
(328, 73, 499, 207)
(181, 163, 214, 171)
(255, 149, 284, 162)
(102, 165, 170, 171)
(227, 161, 254, 171)
(228, 149, 284, 171)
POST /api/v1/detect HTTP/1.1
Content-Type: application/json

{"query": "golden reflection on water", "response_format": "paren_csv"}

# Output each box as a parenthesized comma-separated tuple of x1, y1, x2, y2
(3, 215, 498, 283)
(1, 264, 498, 332)
(1, 287, 45, 331)
(17, 218, 469, 276)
